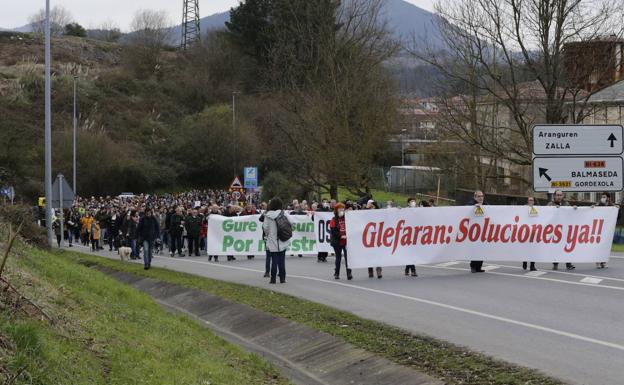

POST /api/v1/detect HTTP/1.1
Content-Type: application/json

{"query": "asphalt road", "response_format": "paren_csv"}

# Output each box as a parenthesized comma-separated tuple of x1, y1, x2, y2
(68, 244, 624, 385)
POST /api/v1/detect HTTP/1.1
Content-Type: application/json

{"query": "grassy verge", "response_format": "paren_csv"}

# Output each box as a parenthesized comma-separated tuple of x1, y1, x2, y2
(69, 250, 566, 385)
(611, 243, 624, 252)
(1, 240, 288, 385)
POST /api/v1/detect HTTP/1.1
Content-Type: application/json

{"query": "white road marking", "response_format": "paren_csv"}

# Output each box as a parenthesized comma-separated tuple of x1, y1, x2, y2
(422, 265, 624, 292)
(482, 265, 499, 271)
(525, 271, 547, 277)
(484, 262, 624, 284)
(140, 255, 624, 353)
(435, 261, 460, 267)
(580, 277, 603, 284)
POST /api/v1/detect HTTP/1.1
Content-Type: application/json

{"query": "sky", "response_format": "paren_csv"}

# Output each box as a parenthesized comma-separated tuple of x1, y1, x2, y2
(2, 0, 436, 30)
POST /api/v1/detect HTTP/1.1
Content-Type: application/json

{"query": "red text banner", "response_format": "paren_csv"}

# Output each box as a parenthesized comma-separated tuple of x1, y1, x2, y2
(345, 206, 617, 268)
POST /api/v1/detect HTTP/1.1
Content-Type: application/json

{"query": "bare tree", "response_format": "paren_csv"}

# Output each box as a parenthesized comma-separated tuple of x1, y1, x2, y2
(88, 20, 122, 42)
(29, 5, 73, 36)
(264, 0, 399, 199)
(412, 0, 624, 170)
(124, 9, 173, 78)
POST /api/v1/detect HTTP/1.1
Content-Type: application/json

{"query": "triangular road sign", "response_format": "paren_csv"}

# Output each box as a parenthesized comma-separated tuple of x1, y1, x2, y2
(230, 176, 243, 190)
(474, 206, 484, 217)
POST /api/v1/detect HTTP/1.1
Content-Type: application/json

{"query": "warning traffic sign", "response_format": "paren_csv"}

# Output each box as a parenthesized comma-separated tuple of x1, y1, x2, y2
(230, 176, 243, 190)
(533, 157, 623, 192)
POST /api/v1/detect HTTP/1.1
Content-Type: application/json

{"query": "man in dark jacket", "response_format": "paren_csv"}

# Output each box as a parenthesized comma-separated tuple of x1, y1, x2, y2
(169, 206, 185, 257)
(185, 208, 202, 257)
(107, 208, 123, 251)
(468, 190, 486, 273)
(137, 207, 160, 270)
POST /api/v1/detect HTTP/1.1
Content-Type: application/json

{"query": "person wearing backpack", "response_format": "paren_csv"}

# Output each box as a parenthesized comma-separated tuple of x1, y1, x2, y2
(262, 197, 291, 284)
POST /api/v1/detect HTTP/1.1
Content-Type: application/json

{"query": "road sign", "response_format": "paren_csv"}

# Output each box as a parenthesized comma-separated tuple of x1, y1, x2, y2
(51, 174, 75, 208)
(532, 124, 624, 156)
(229, 176, 243, 190)
(533, 157, 623, 192)
(244, 167, 258, 189)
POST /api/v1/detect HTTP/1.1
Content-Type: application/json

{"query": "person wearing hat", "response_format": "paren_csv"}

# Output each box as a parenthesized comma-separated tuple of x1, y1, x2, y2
(329, 202, 353, 280)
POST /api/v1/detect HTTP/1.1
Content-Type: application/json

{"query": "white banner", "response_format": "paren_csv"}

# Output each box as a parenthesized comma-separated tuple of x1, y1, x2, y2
(345, 206, 618, 268)
(207, 214, 318, 256)
(313, 211, 335, 253)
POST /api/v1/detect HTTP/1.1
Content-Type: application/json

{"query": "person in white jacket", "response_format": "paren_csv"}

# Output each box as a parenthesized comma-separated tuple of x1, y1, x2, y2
(262, 198, 289, 284)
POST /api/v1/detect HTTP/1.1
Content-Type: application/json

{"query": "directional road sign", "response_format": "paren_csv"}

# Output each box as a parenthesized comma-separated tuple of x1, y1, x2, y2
(244, 167, 258, 189)
(532, 124, 623, 156)
(533, 156, 623, 192)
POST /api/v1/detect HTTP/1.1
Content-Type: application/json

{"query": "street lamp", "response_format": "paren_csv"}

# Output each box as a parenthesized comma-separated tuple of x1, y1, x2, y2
(401, 128, 407, 166)
(73, 75, 78, 196)
(44, 0, 53, 246)
(232, 91, 240, 176)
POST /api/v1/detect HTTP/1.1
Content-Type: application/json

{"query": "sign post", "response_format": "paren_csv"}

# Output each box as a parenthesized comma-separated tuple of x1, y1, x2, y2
(532, 125, 624, 193)
(51, 174, 75, 247)
(244, 167, 258, 190)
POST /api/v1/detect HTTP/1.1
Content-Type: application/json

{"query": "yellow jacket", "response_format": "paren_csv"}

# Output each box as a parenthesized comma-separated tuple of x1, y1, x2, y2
(81, 216, 94, 232)
(91, 223, 101, 240)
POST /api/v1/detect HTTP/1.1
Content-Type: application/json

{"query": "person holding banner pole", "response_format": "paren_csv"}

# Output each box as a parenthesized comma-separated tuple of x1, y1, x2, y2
(262, 198, 289, 284)
(522, 197, 538, 271)
(469, 190, 486, 273)
(548, 190, 576, 270)
(595, 192, 614, 269)
(329, 203, 353, 280)
(316, 200, 331, 263)
(364, 200, 383, 279)
(404, 198, 421, 277)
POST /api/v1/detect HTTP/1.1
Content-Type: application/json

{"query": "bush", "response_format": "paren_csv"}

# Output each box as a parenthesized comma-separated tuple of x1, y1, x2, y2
(0, 205, 47, 249)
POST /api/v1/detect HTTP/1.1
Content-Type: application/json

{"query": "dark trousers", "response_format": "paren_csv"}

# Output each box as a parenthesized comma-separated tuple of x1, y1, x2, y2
(265, 250, 272, 274)
(269, 251, 286, 282)
(405, 265, 416, 274)
(470, 260, 483, 271)
(169, 233, 183, 254)
(108, 231, 118, 251)
(91, 239, 99, 251)
(187, 236, 200, 256)
(317, 252, 328, 262)
(333, 246, 351, 277)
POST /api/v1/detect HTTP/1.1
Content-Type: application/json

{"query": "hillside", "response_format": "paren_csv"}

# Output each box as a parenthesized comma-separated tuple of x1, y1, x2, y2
(0, 31, 250, 199)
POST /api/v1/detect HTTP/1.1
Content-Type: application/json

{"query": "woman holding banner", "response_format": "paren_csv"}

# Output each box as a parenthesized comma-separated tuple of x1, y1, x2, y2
(330, 203, 353, 280)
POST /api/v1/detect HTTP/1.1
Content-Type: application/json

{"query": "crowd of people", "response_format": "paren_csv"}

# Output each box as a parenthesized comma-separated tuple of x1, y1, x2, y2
(46, 188, 614, 282)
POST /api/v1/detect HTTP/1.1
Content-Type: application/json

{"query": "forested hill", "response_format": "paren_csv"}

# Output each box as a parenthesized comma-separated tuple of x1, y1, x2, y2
(0, 31, 258, 199)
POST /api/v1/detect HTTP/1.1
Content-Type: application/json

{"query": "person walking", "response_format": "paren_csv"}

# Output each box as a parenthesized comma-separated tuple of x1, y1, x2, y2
(548, 190, 576, 270)
(125, 211, 139, 260)
(108, 208, 122, 252)
(522, 196, 538, 271)
(185, 208, 202, 257)
(469, 190, 486, 273)
(262, 198, 290, 284)
(404, 197, 421, 277)
(90, 220, 101, 252)
(137, 207, 160, 270)
(595, 192, 613, 269)
(329, 203, 353, 280)
(169, 206, 185, 257)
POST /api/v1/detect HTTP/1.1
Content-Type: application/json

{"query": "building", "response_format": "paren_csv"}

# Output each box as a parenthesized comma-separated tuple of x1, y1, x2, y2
(564, 36, 624, 92)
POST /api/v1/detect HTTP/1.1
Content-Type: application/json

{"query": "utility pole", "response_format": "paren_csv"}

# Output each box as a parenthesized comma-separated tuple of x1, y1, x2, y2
(73, 75, 77, 196)
(181, 0, 200, 50)
(401, 128, 407, 166)
(44, 0, 53, 247)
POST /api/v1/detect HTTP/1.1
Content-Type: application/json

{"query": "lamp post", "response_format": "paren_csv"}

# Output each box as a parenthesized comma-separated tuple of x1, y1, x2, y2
(44, 0, 53, 246)
(232, 91, 240, 175)
(401, 128, 407, 166)
(73, 75, 77, 196)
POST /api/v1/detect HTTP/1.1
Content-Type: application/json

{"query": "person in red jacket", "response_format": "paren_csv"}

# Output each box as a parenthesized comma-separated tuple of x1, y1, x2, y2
(329, 203, 352, 280)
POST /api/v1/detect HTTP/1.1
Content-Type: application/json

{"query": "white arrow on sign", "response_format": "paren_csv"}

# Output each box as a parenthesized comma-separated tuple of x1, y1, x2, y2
(533, 156, 623, 192)
(532, 125, 624, 156)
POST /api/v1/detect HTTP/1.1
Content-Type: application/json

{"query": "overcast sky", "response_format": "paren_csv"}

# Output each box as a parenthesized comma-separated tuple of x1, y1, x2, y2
(2, 0, 436, 30)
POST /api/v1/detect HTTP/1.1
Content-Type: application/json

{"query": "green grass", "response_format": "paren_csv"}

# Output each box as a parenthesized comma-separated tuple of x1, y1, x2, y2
(1, 240, 288, 385)
(611, 243, 624, 252)
(322, 187, 454, 206)
(67, 250, 567, 385)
